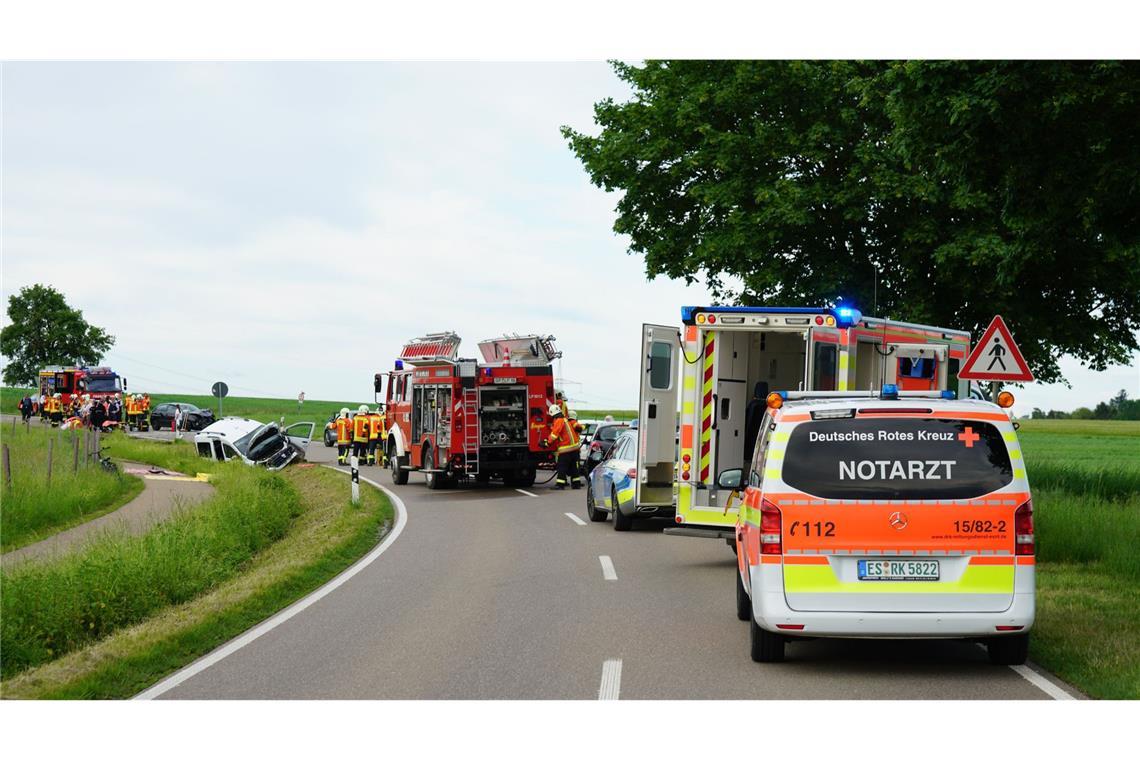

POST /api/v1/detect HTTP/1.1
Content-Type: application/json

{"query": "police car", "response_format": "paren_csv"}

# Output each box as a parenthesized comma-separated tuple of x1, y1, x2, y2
(729, 386, 1034, 665)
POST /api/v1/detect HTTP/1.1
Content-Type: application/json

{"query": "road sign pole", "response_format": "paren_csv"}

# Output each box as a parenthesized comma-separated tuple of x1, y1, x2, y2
(350, 455, 360, 505)
(991, 381, 999, 403)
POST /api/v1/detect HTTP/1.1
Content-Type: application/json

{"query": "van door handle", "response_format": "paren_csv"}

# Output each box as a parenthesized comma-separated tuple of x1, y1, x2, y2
(711, 394, 718, 430)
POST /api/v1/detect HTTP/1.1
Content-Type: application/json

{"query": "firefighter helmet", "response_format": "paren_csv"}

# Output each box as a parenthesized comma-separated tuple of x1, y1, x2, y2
(358, 404, 369, 414)
(340, 407, 350, 417)
(548, 404, 562, 417)
(568, 410, 578, 420)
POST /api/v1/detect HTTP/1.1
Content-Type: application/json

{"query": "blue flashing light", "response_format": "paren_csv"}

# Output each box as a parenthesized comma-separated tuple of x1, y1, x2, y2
(880, 383, 899, 400)
(394, 359, 404, 370)
(777, 391, 789, 400)
(940, 390, 957, 400)
(483, 367, 493, 377)
(833, 305, 862, 327)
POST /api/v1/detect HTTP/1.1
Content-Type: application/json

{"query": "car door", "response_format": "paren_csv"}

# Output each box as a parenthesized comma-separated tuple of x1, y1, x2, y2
(601, 435, 634, 509)
(283, 422, 315, 452)
(591, 436, 624, 507)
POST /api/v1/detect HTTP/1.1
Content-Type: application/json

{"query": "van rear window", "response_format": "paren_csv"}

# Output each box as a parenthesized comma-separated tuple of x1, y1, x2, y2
(780, 418, 1012, 500)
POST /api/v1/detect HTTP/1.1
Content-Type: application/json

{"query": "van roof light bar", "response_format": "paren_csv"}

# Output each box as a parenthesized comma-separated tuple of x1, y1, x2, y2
(776, 390, 957, 400)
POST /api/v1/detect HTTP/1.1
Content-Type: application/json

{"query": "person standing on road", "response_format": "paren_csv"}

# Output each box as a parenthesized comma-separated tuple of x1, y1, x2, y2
(335, 407, 352, 465)
(367, 406, 384, 466)
(542, 404, 582, 490)
(174, 404, 184, 438)
(352, 404, 371, 464)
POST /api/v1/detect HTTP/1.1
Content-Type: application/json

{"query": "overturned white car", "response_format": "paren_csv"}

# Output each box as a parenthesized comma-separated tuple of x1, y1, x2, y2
(193, 418, 315, 470)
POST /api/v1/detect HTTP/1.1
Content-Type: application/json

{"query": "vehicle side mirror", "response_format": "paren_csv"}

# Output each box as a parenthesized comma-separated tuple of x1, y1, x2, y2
(717, 468, 743, 490)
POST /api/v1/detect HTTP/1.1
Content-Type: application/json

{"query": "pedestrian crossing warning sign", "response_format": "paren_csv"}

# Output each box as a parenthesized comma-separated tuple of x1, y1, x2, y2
(958, 315, 1034, 382)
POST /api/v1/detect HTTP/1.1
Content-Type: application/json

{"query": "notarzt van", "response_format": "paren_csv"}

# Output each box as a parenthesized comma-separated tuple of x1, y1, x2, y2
(728, 388, 1034, 664)
(636, 306, 970, 538)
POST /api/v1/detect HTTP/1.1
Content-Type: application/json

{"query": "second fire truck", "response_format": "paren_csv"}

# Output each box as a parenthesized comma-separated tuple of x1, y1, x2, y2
(378, 332, 562, 489)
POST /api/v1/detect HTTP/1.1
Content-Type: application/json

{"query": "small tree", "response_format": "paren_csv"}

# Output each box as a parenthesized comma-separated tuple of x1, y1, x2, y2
(1, 285, 115, 386)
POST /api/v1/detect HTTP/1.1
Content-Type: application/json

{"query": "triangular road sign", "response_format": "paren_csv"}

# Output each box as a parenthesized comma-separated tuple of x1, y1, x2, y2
(959, 315, 1034, 382)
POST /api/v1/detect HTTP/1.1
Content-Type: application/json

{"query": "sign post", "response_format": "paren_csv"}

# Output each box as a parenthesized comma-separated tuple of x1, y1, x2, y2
(211, 381, 229, 419)
(958, 315, 1034, 401)
(350, 455, 360, 505)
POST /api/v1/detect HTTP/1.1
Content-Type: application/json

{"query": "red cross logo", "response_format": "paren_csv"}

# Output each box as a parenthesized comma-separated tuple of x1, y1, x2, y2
(958, 426, 980, 448)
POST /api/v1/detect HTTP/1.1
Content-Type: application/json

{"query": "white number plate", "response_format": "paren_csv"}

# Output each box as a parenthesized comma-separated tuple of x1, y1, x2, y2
(857, 559, 940, 581)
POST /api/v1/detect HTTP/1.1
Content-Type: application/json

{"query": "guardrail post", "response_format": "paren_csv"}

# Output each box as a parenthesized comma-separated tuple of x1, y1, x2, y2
(46, 438, 54, 489)
(73, 433, 80, 474)
(350, 455, 360, 505)
(2, 443, 11, 488)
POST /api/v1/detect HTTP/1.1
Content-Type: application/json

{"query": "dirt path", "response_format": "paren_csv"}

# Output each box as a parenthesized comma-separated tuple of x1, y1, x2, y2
(2, 462, 214, 566)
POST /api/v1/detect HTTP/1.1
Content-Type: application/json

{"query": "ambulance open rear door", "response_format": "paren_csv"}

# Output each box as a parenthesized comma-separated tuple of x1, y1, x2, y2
(637, 324, 679, 508)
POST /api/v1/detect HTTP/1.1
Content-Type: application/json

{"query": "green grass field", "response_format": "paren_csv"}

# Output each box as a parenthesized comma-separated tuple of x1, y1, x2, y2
(1, 425, 145, 552)
(1016, 419, 1140, 698)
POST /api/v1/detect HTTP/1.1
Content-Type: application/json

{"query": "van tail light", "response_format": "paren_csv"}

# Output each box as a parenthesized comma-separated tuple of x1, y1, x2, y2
(1015, 500, 1034, 556)
(760, 499, 782, 555)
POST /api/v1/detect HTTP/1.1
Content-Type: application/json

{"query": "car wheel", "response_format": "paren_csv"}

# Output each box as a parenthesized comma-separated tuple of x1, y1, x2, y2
(390, 450, 409, 485)
(750, 616, 785, 663)
(586, 483, 607, 522)
(324, 430, 334, 447)
(736, 566, 751, 621)
(612, 488, 633, 532)
(986, 633, 1029, 666)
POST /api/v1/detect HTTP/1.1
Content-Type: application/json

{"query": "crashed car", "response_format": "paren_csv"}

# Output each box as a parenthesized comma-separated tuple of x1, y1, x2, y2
(193, 417, 315, 470)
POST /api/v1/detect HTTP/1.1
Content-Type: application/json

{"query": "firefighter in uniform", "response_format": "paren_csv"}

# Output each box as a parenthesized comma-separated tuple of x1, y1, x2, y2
(542, 403, 582, 489)
(335, 407, 352, 465)
(352, 404, 371, 464)
(48, 393, 64, 426)
(367, 406, 385, 466)
(125, 394, 137, 430)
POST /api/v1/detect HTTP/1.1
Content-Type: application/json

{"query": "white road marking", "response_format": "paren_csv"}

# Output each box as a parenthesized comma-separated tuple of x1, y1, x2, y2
(516, 489, 540, 498)
(564, 512, 587, 526)
(599, 555, 618, 581)
(598, 658, 622, 700)
(133, 468, 408, 700)
(1010, 664, 1075, 700)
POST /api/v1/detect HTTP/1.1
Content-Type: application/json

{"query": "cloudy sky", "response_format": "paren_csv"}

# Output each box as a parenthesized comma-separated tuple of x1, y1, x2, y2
(2, 62, 1137, 415)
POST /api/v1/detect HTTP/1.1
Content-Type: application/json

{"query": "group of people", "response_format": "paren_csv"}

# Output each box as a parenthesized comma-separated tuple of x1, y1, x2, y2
(17, 390, 147, 431)
(334, 405, 387, 466)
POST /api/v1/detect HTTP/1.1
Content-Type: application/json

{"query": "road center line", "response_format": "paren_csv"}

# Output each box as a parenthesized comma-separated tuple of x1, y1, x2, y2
(516, 489, 540, 498)
(1010, 664, 1075, 700)
(133, 468, 408, 700)
(598, 658, 622, 700)
(564, 512, 587, 526)
(599, 555, 618, 581)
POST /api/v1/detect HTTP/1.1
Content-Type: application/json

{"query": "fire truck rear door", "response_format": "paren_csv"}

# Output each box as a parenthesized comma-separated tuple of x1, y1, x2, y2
(637, 324, 679, 506)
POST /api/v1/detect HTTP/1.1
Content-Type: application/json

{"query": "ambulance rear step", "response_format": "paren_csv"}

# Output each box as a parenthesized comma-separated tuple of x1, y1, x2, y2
(664, 526, 735, 540)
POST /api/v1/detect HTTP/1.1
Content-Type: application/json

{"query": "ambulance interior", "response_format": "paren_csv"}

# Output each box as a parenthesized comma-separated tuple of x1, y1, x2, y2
(710, 329, 811, 480)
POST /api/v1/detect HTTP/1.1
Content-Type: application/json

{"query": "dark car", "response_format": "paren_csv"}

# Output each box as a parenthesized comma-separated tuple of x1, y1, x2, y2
(323, 412, 356, 447)
(150, 402, 215, 432)
(581, 422, 630, 473)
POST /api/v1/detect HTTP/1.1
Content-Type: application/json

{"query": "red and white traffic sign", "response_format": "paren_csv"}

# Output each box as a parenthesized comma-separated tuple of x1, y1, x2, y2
(958, 315, 1034, 382)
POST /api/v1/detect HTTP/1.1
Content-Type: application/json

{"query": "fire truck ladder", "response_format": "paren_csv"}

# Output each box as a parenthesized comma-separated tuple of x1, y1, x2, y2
(461, 387, 480, 474)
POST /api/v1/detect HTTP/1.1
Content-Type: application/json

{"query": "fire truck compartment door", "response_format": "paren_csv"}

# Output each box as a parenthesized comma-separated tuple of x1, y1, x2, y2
(637, 324, 679, 506)
(284, 422, 315, 451)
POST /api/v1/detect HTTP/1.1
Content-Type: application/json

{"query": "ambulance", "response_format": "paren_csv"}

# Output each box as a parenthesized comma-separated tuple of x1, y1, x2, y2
(636, 305, 971, 537)
(728, 386, 1034, 665)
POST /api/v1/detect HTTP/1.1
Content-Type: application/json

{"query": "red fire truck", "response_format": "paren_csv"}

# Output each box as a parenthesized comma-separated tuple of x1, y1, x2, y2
(378, 332, 561, 489)
(38, 365, 127, 405)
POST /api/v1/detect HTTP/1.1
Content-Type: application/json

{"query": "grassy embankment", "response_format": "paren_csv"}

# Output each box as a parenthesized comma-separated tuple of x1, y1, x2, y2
(1, 425, 145, 552)
(2, 387, 370, 434)
(1, 436, 393, 699)
(1018, 419, 1140, 699)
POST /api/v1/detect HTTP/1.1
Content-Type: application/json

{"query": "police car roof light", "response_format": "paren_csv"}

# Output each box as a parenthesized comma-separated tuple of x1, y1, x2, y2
(880, 383, 899, 399)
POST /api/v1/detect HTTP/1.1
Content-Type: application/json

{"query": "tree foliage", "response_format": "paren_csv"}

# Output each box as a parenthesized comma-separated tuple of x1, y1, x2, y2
(1, 285, 115, 386)
(563, 61, 1140, 383)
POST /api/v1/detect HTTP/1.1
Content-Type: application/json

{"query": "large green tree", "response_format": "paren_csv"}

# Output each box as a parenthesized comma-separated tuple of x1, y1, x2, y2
(1, 285, 115, 386)
(563, 61, 1140, 383)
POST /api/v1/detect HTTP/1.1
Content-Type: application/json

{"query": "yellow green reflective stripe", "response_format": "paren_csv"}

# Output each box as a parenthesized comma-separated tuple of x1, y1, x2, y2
(682, 401, 694, 415)
(1002, 431, 1017, 442)
(1014, 468, 1026, 479)
(1009, 449, 1022, 460)
(616, 486, 635, 505)
(783, 564, 1015, 594)
(766, 448, 784, 460)
(683, 375, 696, 390)
(772, 431, 790, 442)
(764, 467, 781, 480)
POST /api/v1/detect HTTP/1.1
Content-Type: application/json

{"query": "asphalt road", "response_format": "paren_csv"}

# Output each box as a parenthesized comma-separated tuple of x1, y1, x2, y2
(131, 436, 1078, 700)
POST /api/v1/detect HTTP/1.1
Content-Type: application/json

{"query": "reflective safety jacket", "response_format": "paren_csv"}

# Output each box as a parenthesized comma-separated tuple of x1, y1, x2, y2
(353, 413, 371, 443)
(546, 416, 580, 455)
(335, 415, 352, 444)
(126, 398, 137, 415)
(368, 413, 384, 441)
